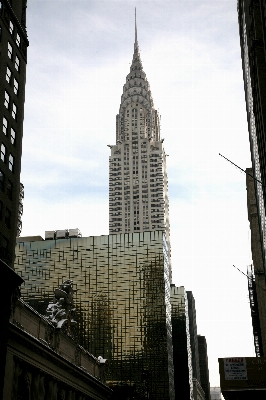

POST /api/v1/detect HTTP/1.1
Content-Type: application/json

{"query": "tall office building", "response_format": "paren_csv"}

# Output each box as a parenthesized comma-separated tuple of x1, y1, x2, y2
(238, 0, 266, 359)
(0, 0, 28, 267)
(238, 0, 266, 276)
(15, 231, 175, 400)
(108, 16, 171, 278)
(0, 3, 28, 398)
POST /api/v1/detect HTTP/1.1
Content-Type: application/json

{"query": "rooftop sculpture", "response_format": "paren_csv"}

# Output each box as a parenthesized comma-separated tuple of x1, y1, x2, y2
(45, 279, 76, 329)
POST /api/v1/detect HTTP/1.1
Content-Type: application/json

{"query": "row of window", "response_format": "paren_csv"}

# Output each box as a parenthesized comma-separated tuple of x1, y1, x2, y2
(8, 42, 20, 71)
(9, 20, 21, 48)
(0, 202, 11, 228)
(1, 143, 14, 172)
(6, 66, 19, 95)
(3, 117, 16, 145)
(0, 170, 12, 199)
(4, 91, 17, 120)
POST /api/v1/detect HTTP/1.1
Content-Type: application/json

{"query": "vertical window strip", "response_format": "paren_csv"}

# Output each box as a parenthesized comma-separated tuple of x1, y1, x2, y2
(3, 117, 7, 135)
(8, 42, 13, 59)
(4, 91, 9, 109)
(8, 153, 14, 171)
(1, 143, 6, 162)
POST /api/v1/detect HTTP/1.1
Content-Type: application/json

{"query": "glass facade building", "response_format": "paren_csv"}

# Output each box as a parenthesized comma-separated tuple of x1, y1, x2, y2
(15, 231, 175, 400)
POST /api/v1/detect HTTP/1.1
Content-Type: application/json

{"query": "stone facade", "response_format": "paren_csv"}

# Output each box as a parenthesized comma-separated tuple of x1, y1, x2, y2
(3, 297, 111, 400)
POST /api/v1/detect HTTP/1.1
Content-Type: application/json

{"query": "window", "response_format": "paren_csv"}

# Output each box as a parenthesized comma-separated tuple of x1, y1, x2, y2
(13, 78, 18, 95)
(4, 208, 11, 228)
(16, 32, 20, 47)
(8, 154, 14, 171)
(9, 20, 14, 35)
(0, 234, 8, 258)
(7, 180, 12, 200)
(3, 117, 7, 135)
(10, 127, 16, 145)
(12, 103, 17, 119)
(6, 66, 11, 83)
(0, 170, 4, 191)
(1, 143, 6, 162)
(4, 91, 9, 109)
(15, 56, 20, 71)
(7, 42, 12, 59)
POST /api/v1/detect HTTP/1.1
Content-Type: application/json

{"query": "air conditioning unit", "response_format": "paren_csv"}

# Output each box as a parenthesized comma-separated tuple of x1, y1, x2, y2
(45, 231, 55, 240)
(56, 230, 67, 239)
(68, 228, 82, 238)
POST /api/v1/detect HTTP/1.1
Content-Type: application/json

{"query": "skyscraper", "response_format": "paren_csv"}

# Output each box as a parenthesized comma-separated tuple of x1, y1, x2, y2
(0, 2, 28, 398)
(0, 0, 28, 267)
(238, 0, 266, 359)
(108, 14, 171, 278)
(15, 231, 175, 399)
(238, 0, 266, 277)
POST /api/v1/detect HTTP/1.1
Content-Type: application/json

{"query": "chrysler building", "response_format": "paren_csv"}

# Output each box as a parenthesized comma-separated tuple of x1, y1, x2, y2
(109, 16, 171, 276)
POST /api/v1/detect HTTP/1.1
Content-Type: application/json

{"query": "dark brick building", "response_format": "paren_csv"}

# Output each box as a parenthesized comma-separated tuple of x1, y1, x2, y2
(0, 0, 28, 267)
(0, 2, 28, 398)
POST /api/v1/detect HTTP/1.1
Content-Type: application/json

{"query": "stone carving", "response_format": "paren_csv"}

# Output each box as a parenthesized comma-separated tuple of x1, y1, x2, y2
(45, 280, 76, 329)
(98, 356, 108, 383)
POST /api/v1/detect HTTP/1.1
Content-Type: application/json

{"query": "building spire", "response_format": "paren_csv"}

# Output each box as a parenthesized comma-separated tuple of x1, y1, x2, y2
(134, 7, 138, 51)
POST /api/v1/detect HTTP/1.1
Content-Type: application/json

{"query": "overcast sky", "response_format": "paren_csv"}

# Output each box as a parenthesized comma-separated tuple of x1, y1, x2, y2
(21, 0, 254, 387)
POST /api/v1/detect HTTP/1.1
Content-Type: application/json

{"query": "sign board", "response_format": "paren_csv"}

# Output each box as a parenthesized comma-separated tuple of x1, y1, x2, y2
(219, 357, 266, 391)
(223, 358, 247, 380)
